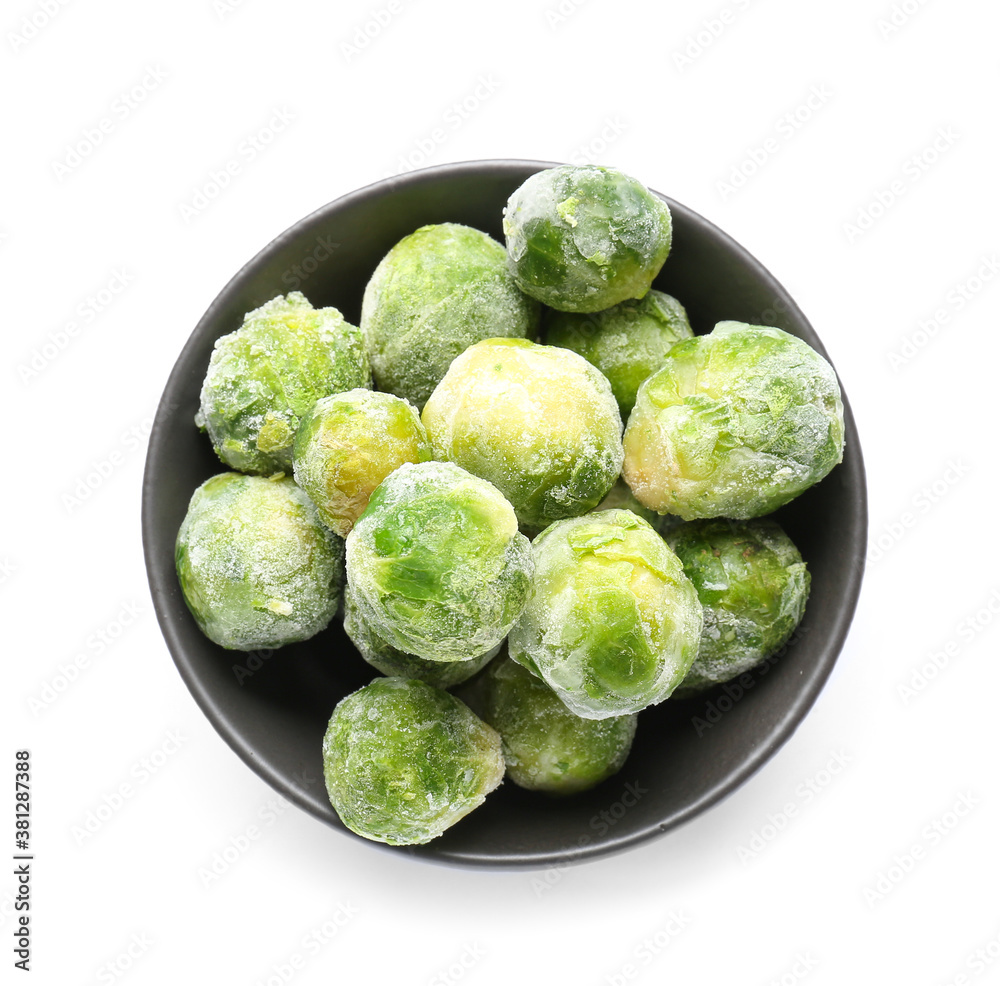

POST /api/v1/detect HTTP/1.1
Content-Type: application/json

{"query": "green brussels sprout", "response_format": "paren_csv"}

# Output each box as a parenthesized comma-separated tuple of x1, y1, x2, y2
(596, 478, 684, 539)
(175, 473, 344, 650)
(623, 322, 845, 520)
(345, 461, 533, 662)
(292, 388, 433, 537)
(483, 657, 637, 795)
(668, 519, 810, 695)
(342, 584, 498, 689)
(508, 509, 702, 719)
(421, 338, 623, 533)
(198, 292, 370, 475)
(544, 290, 693, 419)
(361, 223, 540, 408)
(322, 677, 504, 846)
(503, 165, 672, 313)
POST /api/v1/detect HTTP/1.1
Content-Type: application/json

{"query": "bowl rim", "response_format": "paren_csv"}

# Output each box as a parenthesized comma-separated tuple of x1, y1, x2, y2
(142, 157, 867, 868)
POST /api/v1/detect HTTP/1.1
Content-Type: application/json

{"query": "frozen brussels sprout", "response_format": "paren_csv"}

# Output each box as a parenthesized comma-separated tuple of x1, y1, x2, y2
(422, 338, 624, 532)
(483, 657, 637, 795)
(345, 461, 533, 662)
(322, 677, 504, 846)
(545, 290, 693, 419)
(508, 509, 702, 719)
(361, 223, 540, 408)
(623, 322, 845, 520)
(342, 584, 497, 689)
(668, 519, 810, 695)
(198, 292, 370, 475)
(596, 479, 685, 539)
(175, 473, 344, 650)
(292, 389, 433, 537)
(503, 165, 672, 313)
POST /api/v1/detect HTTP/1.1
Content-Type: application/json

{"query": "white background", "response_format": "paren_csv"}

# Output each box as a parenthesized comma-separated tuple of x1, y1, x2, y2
(4, 0, 999, 982)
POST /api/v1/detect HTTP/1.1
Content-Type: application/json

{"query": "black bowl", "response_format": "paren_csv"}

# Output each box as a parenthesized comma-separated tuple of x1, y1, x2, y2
(142, 159, 866, 867)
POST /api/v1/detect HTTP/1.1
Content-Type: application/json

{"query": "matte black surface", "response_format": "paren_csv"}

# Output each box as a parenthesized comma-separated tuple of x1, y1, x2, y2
(141, 160, 867, 868)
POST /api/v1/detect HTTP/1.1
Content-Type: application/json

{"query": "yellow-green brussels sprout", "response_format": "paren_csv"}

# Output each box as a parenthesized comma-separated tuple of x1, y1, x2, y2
(623, 322, 845, 520)
(596, 478, 685, 539)
(292, 388, 432, 537)
(345, 461, 533, 662)
(175, 473, 343, 650)
(198, 292, 370, 475)
(483, 657, 637, 795)
(503, 165, 672, 313)
(342, 584, 497, 689)
(545, 290, 693, 419)
(668, 519, 810, 695)
(422, 338, 623, 533)
(508, 509, 702, 719)
(361, 223, 540, 408)
(322, 677, 504, 845)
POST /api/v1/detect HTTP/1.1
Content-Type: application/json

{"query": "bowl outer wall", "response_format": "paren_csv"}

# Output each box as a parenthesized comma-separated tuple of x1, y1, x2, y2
(141, 159, 867, 868)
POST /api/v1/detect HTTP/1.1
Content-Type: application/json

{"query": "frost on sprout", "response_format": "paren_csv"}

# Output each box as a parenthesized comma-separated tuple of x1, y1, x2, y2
(322, 677, 504, 846)
(507, 509, 702, 719)
(668, 518, 811, 695)
(292, 388, 432, 537)
(360, 223, 540, 409)
(421, 338, 624, 533)
(343, 584, 498, 689)
(622, 321, 845, 520)
(198, 292, 371, 476)
(483, 657, 637, 795)
(175, 473, 344, 650)
(344, 461, 533, 663)
(544, 290, 693, 419)
(596, 478, 685, 539)
(502, 165, 672, 313)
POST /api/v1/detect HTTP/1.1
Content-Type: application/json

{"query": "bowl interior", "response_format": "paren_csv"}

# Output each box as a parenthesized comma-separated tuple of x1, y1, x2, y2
(142, 160, 866, 867)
